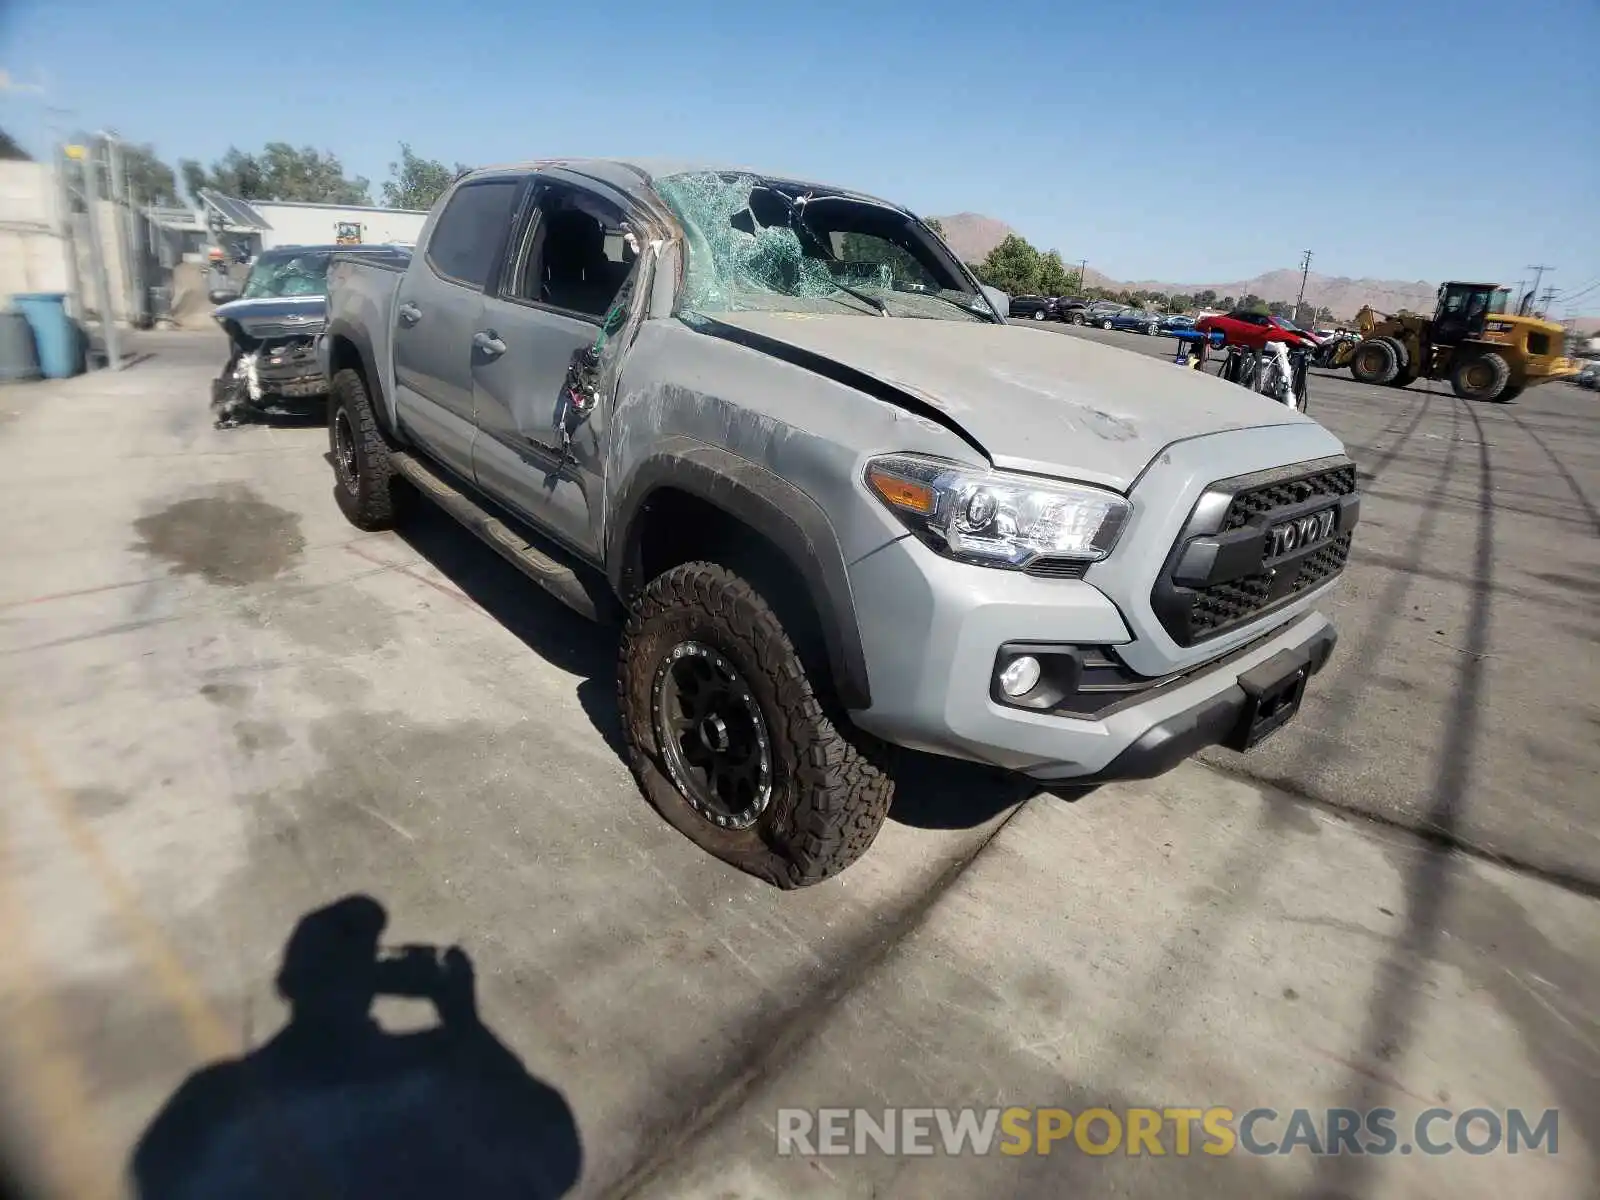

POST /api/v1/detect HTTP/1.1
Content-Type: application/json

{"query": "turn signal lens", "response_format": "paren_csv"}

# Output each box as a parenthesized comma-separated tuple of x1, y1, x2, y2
(866, 464, 936, 515)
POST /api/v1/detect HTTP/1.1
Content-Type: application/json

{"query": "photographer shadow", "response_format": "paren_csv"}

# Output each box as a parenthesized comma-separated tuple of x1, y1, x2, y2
(131, 895, 581, 1200)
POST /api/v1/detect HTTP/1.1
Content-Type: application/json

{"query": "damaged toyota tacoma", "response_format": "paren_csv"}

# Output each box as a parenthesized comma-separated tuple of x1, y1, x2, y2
(211, 244, 410, 427)
(319, 159, 1360, 887)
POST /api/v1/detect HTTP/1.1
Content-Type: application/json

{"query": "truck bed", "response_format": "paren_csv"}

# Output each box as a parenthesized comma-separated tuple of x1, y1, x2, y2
(323, 253, 408, 412)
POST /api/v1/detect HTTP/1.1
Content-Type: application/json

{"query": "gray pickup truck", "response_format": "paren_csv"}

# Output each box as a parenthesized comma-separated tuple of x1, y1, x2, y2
(319, 159, 1358, 888)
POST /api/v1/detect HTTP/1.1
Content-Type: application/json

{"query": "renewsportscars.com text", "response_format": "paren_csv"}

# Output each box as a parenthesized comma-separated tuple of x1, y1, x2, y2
(776, 1106, 1559, 1158)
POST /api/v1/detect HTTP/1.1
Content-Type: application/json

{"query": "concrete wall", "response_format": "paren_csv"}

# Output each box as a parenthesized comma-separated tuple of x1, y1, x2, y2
(254, 201, 427, 250)
(0, 160, 72, 301)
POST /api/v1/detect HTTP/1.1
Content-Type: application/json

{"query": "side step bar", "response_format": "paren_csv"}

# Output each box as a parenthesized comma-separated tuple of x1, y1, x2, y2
(390, 451, 616, 623)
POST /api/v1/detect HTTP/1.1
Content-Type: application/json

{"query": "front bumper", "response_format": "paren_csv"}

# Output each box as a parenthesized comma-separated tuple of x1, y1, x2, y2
(847, 534, 1339, 781)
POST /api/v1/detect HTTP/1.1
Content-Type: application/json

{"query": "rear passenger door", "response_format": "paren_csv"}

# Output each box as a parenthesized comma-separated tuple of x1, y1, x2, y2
(392, 176, 524, 480)
(471, 176, 641, 560)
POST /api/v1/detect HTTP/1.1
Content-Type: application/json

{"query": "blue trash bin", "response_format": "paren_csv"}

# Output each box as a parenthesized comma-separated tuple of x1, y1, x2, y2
(11, 293, 84, 380)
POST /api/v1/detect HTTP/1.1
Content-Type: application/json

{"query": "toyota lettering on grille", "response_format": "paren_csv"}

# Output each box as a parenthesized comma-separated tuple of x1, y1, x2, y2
(1267, 508, 1336, 560)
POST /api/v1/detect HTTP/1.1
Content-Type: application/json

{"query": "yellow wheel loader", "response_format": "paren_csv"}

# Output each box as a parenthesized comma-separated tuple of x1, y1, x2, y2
(1347, 283, 1577, 403)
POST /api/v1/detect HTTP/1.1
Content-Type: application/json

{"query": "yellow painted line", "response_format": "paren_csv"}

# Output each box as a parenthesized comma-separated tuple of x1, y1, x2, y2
(0, 801, 120, 1200)
(14, 731, 234, 1060)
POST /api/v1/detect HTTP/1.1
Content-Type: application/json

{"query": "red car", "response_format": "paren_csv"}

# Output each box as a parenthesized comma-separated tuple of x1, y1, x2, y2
(1195, 310, 1319, 351)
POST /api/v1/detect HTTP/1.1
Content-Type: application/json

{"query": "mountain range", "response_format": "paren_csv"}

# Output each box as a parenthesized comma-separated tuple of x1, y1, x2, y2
(930, 212, 1591, 325)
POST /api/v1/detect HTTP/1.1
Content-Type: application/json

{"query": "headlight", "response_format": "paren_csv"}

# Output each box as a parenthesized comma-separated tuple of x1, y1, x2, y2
(864, 454, 1130, 569)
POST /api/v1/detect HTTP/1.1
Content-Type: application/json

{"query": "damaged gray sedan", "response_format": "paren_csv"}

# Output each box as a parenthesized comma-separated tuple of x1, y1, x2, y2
(211, 245, 409, 427)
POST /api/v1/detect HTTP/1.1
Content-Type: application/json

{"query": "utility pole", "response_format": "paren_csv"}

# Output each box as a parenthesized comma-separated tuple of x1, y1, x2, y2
(1537, 287, 1557, 318)
(1525, 265, 1552, 312)
(1079, 259, 1088, 296)
(1295, 249, 1313, 323)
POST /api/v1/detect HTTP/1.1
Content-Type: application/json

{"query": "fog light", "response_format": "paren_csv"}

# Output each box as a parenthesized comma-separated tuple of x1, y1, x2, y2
(998, 655, 1041, 698)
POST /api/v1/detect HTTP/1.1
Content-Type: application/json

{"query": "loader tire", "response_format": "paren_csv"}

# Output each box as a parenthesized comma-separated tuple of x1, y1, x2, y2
(1350, 338, 1399, 386)
(1450, 352, 1511, 402)
(619, 561, 896, 888)
(329, 368, 407, 531)
(1389, 366, 1419, 388)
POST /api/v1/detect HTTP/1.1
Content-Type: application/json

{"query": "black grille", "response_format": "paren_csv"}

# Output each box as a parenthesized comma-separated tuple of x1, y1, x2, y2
(1023, 556, 1090, 579)
(1151, 457, 1360, 647)
(1190, 533, 1352, 639)
(1222, 464, 1357, 530)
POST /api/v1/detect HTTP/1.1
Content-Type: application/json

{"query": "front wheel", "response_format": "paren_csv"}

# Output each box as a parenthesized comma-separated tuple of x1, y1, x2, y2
(1147, 322, 1159, 336)
(1070, 313, 1086, 325)
(1450, 351, 1511, 401)
(1350, 338, 1399, 385)
(329, 369, 408, 530)
(1033, 310, 1046, 321)
(1101, 318, 1113, 329)
(618, 562, 896, 888)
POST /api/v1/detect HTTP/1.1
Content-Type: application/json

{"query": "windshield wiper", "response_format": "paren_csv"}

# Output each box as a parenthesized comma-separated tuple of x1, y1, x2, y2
(830, 281, 891, 316)
(919, 289, 997, 322)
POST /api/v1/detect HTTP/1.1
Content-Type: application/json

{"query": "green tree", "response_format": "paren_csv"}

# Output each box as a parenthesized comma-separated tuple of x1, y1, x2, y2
(1197, 289, 1217, 306)
(180, 143, 371, 204)
(382, 142, 470, 210)
(1037, 250, 1072, 296)
(924, 217, 944, 237)
(115, 142, 179, 205)
(975, 234, 1043, 296)
(0, 126, 30, 161)
(1267, 299, 1295, 319)
(1240, 293, 1268, 314)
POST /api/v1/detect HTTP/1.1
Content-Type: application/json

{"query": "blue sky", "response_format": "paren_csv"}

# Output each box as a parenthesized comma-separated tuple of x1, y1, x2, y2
(4, 0, 1598, 306)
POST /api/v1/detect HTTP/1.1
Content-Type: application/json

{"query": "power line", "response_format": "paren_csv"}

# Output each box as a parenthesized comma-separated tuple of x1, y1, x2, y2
(1525, 264, 1553, 305)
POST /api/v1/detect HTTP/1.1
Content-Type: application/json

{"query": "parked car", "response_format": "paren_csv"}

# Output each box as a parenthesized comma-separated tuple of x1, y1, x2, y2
(1106, 310, 1164, 335)
(1009, 294, 1058, 321)
(1161, 314, 1196, 331)
(1577, 360, 1600, 389)
(1195, 310, 1319, 351)
(321, 159, 1357, 887)
(1055, 297, 1092, 324)
(209, 243, 411, 427)
(1082, 301, 1131, 328)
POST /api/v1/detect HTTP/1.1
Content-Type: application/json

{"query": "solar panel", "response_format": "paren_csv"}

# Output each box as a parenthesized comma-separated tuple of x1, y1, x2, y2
(199, 189, 273, 231)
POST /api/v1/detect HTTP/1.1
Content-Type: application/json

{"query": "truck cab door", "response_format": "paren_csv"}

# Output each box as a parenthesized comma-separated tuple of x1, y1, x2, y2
(471, 179, 645, 560)
(392, 177, 524, 481)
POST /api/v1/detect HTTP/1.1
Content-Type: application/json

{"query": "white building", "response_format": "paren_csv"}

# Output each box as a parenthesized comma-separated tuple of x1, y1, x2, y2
(252, 199, 429, 250)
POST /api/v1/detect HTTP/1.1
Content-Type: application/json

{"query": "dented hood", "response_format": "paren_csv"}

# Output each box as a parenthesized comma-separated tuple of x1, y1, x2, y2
(709, 312, 1315, 490)
(213, 295, 326, 339)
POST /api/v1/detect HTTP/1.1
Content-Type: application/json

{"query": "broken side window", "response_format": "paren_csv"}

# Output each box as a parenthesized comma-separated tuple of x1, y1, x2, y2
(654, 171, 991, 323)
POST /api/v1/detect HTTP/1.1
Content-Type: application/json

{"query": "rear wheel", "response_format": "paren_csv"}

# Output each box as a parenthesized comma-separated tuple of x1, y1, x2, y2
(1101, 318, 1113, 329)
(1350, 338, 1399, 385)
(329, 368, 407, 531)
(619, 562, 896, 888)
(1450, 351, 1511, 401)
(1147, 322, 1159, 336)
(1496, 384, 1524, 403)
(1070, 312, 1086, 325)
(1032, 310, 1046, 321)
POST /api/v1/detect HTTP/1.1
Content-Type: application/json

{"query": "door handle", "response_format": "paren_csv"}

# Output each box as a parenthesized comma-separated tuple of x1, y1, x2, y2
(472, 330, 507, 358)
(397, 302, 422, 327)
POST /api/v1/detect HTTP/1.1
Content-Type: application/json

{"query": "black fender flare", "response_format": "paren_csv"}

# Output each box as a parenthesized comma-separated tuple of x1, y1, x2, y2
(607, 441, 873, 710)
(322, 318, 402, 441)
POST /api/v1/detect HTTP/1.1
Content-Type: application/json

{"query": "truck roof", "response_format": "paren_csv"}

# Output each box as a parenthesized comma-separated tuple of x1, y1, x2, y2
(464, 158, 910, 214)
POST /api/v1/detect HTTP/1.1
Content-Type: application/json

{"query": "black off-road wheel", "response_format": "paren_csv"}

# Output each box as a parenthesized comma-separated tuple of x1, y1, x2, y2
(1350, 338, 1399, 385)
(1495, 383, 1524, 404)
(618, 562, 895, 888)
(329, 368, 407, 530)
(1450, 351, 1511, 402)
(1389, 367, 1419, 388)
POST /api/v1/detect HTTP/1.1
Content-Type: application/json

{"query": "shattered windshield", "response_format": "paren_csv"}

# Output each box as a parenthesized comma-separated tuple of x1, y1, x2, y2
(654, 171, 995, 322)
(240, 251, 333, 300)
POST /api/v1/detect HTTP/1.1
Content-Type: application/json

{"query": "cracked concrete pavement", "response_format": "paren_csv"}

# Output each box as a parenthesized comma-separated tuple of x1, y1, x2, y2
(0, 330, 1594, 1198)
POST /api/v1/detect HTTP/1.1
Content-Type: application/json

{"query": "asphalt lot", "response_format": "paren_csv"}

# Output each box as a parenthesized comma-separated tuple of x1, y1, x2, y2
(1029, 323, 1600, 887)
(0, 329, 1595, 1199)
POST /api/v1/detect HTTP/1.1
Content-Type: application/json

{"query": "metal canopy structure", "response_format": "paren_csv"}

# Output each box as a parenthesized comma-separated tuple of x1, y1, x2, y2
(198, 189, 273, 231)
